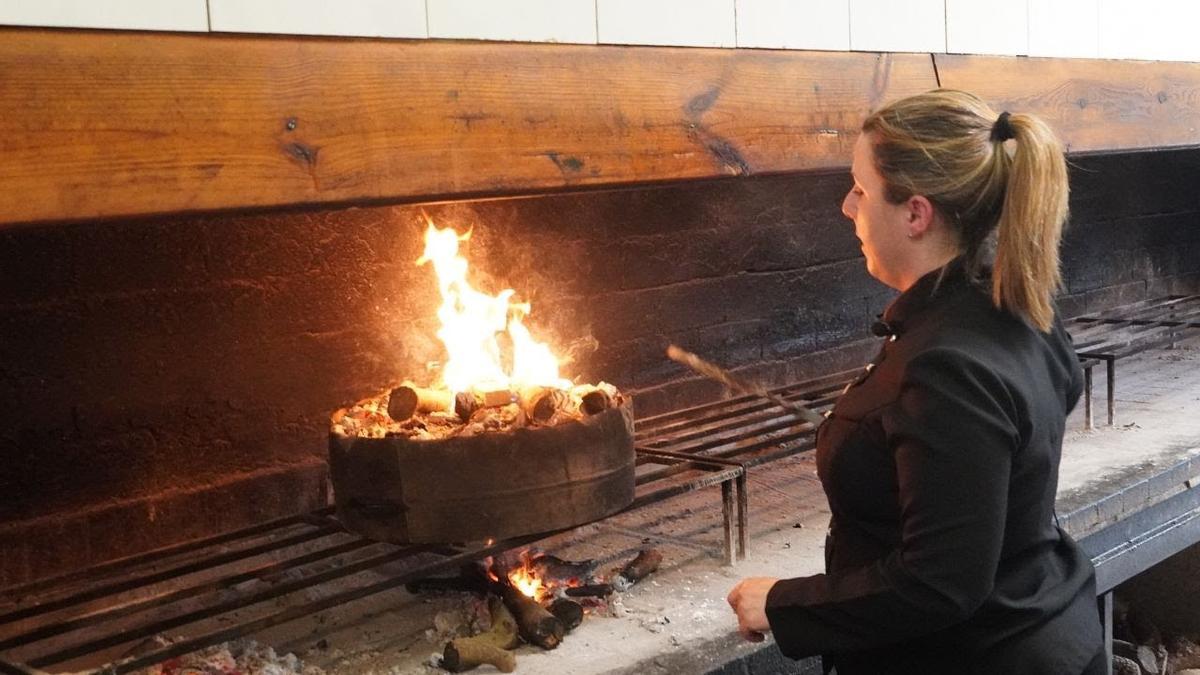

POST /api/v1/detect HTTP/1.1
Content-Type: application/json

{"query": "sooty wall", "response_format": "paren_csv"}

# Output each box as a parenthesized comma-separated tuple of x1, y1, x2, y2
(2, 148, 1198, 588)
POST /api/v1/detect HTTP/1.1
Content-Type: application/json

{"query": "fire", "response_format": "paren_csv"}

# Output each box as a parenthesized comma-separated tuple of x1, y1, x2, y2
(417, 217, 571, 401)
(507, 566, 545, 600)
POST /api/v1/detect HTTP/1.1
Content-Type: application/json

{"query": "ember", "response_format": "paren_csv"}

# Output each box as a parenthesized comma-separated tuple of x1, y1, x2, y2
(406, 548, 663, 673)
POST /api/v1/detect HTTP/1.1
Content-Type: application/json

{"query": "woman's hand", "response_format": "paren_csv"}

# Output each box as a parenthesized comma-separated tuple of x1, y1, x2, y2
(726, 577, 778, 642)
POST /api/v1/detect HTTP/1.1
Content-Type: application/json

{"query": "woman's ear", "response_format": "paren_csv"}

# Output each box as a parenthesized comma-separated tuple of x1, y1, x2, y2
(905, 195, 936, 239)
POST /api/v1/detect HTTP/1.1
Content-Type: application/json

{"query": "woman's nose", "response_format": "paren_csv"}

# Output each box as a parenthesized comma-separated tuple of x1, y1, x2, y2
(841, 191, 856, 220)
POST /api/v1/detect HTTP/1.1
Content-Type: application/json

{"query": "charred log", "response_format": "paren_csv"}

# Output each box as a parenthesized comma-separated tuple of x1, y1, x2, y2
(614, 548, 663, 590)
(548, 598, 584, 632)
(498, 579, 564, 650)
(580, 389, 614, 415)
(528, 553, 597, 584)
(518, 387, 567, 425)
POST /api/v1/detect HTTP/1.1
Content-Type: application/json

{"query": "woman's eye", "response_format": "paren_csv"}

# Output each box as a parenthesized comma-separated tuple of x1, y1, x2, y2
(852, 188, 864, 196)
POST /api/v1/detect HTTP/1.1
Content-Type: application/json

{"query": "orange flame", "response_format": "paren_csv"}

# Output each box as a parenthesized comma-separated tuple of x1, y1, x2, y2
(417, 217, 570, 400)
(508, 566, 544, 599)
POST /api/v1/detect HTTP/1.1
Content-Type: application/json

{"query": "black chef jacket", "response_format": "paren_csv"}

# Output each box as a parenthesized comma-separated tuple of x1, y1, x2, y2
(765, 258, 1102, 674)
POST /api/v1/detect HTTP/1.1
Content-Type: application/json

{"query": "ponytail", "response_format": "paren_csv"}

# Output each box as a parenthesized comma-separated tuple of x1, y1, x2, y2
(863, 89, 1070, 332)
(992, 114, 1069, 332)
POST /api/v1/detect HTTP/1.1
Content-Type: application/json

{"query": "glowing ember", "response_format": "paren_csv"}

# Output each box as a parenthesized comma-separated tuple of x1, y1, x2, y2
(507, 566, 544, 600)
(417, 217, 571, 399)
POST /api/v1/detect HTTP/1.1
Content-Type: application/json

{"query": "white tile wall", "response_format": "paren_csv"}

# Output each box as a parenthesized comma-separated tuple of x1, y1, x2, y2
(735, 0, 849, 50)
(5, 0, 1200, 64)
(598, 0, 736, 48)
(1029, 0, 1098, 59)
(208, 0, 426, 38)
(1099, 0, 1200, 62)
(428, 0, 596, 44)
(946, 0, 1027, 56)
(0, 0, 209, 32)
(848, 0, 945, 53)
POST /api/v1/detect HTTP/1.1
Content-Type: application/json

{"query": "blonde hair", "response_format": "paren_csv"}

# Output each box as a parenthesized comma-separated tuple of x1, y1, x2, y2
(862, 89, 1069, 332)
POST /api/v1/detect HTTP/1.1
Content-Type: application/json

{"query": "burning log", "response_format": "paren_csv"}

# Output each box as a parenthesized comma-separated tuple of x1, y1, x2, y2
(547, 598, 584, 632)
(442, 596, 519, 673)
(527, 553, 597, 584)
(613, 548, 663, 591)
(454, 389, 518, 422)
(580, 388, 614, 416)
(388, 384, 453, 421)
(498, 578, 564, 650)
(517, 386, 567, 425)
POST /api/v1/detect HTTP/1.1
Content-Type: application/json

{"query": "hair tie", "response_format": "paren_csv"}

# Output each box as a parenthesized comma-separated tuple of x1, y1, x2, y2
(990, 111, 1015, 142)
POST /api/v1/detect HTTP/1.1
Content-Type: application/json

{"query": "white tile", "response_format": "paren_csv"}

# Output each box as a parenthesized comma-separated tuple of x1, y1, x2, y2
(0, 0, 208, 32)
(735, 0, 849, 50)
(946, 0, 1027, 55)
(1099, 0, 1200, 62)
(849, 0, 945, 53)
(209, 0, 426, 39)
(598, 0, 736, 48)
(1029, 0, 1098, 59)
(428, 0, 596, 44)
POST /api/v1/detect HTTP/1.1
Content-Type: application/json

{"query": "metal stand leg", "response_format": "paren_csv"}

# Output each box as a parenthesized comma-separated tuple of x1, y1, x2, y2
(1084, 365, 1094, 430)
(1102, 591, 1114, 675)
(1106, 359, 1116, 427)
(721, 481, 735, 567)
(735, 472, 748, 561)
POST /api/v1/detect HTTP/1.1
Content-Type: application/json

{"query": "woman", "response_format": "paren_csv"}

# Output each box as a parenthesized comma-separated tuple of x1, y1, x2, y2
(726, 89, 1104, 674)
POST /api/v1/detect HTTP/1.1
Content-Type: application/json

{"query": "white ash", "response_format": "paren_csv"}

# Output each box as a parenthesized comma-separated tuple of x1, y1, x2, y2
(130, 638, 324, 675)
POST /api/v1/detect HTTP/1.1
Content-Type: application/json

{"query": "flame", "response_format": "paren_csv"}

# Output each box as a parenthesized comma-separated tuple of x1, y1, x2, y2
(508, 566, 545, 600)
(417, 217, 570, 399)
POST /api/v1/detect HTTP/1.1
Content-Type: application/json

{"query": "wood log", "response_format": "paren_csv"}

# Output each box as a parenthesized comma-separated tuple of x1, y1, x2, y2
(498, 579, 564, 650)
(454, 392, 481, 422)
(442, 596, 519, 673)
(518, 387, 567, 425)
(527, 553, 597, 584)
(547, 598, 584, 632)
(388, 385, 453, 421)
(580, 389, 614, 416)
(614, 548, 663, 590)
(455, 390, 518, 422)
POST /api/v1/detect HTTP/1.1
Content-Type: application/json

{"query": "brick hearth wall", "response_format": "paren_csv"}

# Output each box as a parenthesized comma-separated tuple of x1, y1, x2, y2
(2, 149, 1199, 589)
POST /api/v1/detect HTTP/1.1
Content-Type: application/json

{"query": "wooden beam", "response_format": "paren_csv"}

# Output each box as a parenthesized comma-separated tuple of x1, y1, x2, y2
(0, 28, 935, 227)
(935, 54, 1200, 154)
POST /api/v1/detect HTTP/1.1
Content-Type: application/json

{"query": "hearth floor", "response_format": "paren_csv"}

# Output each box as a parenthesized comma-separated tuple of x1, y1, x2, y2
(7, 345, 1199, 675)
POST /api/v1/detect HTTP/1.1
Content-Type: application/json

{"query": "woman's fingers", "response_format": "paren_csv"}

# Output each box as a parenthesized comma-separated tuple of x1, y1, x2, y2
(739, 627, 766, 643)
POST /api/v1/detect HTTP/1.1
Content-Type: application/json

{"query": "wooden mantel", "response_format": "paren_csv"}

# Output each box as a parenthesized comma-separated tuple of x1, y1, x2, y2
(2, 28, 1200, 227)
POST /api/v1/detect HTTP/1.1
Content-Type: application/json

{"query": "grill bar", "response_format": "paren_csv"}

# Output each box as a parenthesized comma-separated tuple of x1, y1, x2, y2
(1068, 294, 1200, 427)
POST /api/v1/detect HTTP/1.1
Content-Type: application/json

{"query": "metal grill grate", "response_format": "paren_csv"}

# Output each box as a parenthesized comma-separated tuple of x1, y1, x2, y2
(0, 371, 855, 674)
(1068, 294, 1200, 427)
(3, 299, 1196, 673)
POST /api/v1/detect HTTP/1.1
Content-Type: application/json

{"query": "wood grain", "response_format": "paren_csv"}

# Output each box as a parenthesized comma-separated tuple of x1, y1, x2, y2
(0, 28, 935, 227)
(935, 54, 1200, 154)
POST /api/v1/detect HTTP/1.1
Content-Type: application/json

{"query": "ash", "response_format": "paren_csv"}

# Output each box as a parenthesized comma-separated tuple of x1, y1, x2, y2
(131, 638, 325, 675)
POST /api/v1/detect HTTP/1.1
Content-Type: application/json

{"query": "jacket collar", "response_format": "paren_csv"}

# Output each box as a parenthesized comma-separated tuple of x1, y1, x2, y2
(878, 256, 976, 337)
